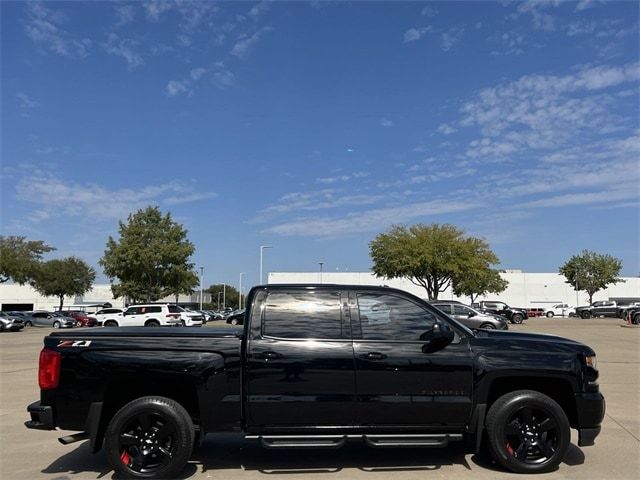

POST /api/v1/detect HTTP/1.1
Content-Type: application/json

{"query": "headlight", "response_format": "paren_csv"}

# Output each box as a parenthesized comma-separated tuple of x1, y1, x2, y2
(585, 355, 597, 370)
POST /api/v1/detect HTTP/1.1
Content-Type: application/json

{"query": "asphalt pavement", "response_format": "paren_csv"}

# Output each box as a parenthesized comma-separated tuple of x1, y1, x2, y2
(1, 317, 638, 479)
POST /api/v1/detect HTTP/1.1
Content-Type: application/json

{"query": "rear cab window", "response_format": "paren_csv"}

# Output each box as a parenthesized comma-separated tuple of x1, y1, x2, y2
(262, 290, 347, 339)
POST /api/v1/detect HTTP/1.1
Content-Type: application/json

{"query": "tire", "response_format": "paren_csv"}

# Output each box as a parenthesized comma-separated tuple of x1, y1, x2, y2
(485, 390, 570, 474)
(181, 320, 187, 327)
(145, 320, 160, 327)
(480, 323, 496, 329)
(581, 311, 592, 319)
(104, 320, 118, 327)
(511, 314, 523, 324)
(230, 318, 238, 326)
(25, 321, 33, 327)
(546, 312, 554, 318)
(53, 321, 61, 328)
(104, 396, 194, 479)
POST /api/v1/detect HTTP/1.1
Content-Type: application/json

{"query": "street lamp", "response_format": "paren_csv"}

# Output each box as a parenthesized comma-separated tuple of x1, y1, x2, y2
(319, 262, 324, 284)
(217, 292, 222, 309)
(260, 245, 273, 284)
(239, 273, 245, 310)
(199, 266, 204, 311)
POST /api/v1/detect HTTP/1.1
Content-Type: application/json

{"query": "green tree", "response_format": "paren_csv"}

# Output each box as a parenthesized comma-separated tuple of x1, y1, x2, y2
(369, 223, 502, 300)
(100, 206, 196, 303)
(559, 250, 624, 305)
(205, 284, 240, 309)
(30, 257, 96, 311)
(0, 236, 55, 284)
(166, 267, 200, 303)
(452, 267, 508, 304)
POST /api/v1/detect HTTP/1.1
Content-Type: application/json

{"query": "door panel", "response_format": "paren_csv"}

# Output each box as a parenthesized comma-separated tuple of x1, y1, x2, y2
(351, 291, 473, 428)
(245, 289, 357, 428)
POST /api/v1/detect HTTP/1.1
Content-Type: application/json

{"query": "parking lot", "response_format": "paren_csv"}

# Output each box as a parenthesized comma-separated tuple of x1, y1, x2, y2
(1, 318, 638, 480)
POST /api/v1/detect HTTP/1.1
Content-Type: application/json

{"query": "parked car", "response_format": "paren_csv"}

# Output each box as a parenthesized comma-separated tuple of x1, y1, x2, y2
(0, 312, 25, 332)
(226, 309, 245, 325)
(61, 310, 98, 327)
(28, 311, 76, 328)
(474, 301, 528, 324)
(93, 308, 124, 327)
(119, 304, 201, 327)
(627, 307, 640, 324)
(6, 311, 38, 326)
(429, 301, 508, 330)
(527, 308, 545, 317)
(575, 301, 619, 319)
(26, 284, 605, 478)
(544, 304, 576, 318)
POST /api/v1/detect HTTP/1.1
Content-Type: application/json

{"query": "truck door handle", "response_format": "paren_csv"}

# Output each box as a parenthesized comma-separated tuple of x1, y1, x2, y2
(361, 352, 387, 360)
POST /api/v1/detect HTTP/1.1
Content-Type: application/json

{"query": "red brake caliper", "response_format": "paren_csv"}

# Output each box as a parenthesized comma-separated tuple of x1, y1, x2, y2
(120, 450, 131, 466)
(506, 443, 514, 456)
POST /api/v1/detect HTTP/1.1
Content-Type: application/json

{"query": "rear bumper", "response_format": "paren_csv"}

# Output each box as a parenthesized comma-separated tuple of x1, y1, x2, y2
(575, 392, 605, 446)
(25, 401, 55, 431)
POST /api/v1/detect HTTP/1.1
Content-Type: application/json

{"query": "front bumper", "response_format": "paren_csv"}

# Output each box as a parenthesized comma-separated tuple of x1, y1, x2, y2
(25, 401, 55, 431)
(575, 392, 605, 446)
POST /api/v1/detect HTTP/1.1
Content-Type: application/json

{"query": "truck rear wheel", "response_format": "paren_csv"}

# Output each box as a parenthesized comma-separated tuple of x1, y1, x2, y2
(104, 396, 194, 479)
(485, 390, 570, 474)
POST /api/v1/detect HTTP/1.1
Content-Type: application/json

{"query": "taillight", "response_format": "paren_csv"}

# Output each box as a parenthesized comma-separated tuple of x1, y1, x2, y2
(38, 348, 61, 390)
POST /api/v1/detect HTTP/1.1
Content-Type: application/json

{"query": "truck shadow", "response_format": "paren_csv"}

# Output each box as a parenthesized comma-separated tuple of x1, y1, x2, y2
(40, 435, 584, 479)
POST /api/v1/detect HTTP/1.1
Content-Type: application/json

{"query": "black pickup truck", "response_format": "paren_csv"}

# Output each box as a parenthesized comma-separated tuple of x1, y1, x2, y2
(26, 284, 604, 478)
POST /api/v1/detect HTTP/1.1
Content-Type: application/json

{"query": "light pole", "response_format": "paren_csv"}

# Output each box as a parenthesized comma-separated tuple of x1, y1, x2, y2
(223, 283, 226, 309)
(319, 262, 324, 284)
(199, 266, 204, 311)
(260, 245, 273, 284)
(217, 292, 222, 310)
(239, 273, 245, 309)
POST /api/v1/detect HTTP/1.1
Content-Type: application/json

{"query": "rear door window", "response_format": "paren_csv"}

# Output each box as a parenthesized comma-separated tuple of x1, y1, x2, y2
(262, 290, 344, 339)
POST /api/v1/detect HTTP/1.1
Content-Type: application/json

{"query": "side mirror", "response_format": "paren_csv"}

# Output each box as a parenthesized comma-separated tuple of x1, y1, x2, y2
(420, 323, 455, 353)
(467, 311, 476, 318)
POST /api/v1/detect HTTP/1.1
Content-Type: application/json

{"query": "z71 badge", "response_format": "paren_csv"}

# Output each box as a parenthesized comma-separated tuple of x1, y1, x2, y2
(57, 340, 92, 348)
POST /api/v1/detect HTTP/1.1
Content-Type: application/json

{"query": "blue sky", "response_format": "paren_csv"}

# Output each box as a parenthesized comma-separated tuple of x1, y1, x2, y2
(2, 0, 639, 291)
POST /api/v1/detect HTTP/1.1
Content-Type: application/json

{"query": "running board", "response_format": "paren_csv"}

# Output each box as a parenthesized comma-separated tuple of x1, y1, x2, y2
(254, 435, 346, 449)
(246, 433, 463, 449)
(58, 432, 89, 445)
(364, 433, 463, 448)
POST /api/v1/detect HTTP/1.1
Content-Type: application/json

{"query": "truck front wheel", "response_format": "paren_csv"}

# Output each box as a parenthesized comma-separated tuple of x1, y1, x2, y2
(104, 396, 194, 479)
(511, 314, 523, 324)
(485, 390, 570, 474)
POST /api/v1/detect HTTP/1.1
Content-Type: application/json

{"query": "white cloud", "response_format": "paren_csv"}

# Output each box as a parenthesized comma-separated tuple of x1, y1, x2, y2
(16, 92, 40, 111)
(437, 123, 456, 135)
(248, 1, 270, 21)
(440, 26, 465, 52)
(14, 172, 216, 222)
(403, 26, 431, 43)
(165, 79, 190, 96)
(115, 4, 135, 26)
(24, 2, 91, 58)
(230, 26, 273, 58)
(190, 67, 206, 80)
(102, 33, 144, 69)
(263, 199, 479, 237)
(380, 117, 394, 128)
(421, 5, 438, 17)
(489, 31, 525, 56)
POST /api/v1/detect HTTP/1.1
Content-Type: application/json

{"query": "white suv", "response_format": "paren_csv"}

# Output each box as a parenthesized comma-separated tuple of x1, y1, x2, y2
(545, 304, 575, 318)
(119, 304, 203, 327)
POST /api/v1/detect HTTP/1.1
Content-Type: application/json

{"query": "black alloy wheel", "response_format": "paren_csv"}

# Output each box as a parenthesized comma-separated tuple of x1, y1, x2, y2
(486, 390, 569, 474)
(145, 320, 160, 327)
(581, 311, 592, 319)
(105, 396, 194, 479)
(105, 320, 118, 327)
(511, 314, 524, 324)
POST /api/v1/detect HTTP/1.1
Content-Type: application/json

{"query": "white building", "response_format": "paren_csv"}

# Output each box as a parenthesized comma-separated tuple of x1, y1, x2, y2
(268, 271, 640, 308)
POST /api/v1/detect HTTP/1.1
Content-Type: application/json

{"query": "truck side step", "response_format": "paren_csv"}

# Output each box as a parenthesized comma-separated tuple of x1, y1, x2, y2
(251, 435, 347, 449)
(58, 432, 89, 445)
(364, 433, 463, 448)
